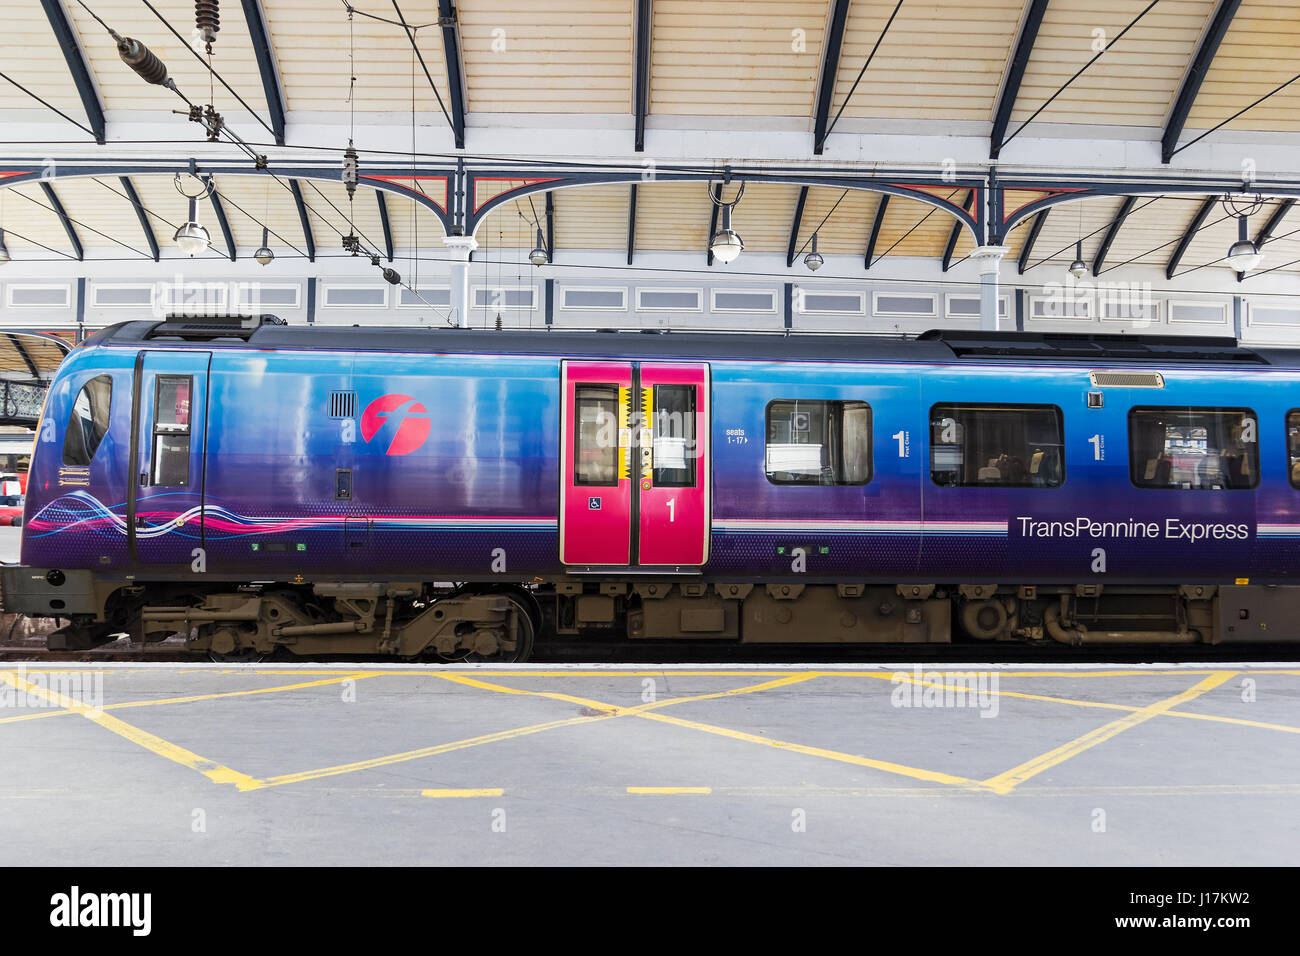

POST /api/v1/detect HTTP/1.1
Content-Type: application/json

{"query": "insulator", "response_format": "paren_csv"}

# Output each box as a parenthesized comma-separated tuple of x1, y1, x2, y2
(342, 145, 359, 199)
(117, 36, 171, 87)
(195, 0, 220, 48)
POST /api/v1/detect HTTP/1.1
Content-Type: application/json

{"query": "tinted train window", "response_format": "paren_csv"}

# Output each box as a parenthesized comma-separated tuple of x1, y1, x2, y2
(930, 404, 1064, 488)
(765, 400, 871, 485)
(574, 385, 618, 486)
(1130, 406, 1257, 490)
(62, 375, 112, 466)
(1288, 411, 1300, 489)
(151, 376, 192, 487)
(651, 385, 697, 488)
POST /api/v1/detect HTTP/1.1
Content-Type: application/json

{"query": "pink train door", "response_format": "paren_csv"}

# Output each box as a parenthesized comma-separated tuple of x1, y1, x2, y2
(561, 361, 634, 566)
(637, 363, 710, 566)
(560, 360, 710, 570)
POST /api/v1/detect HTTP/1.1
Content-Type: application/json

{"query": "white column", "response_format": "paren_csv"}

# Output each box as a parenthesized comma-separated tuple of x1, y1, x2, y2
(970, 245, 1010, 331)
(442, 235, 478, 329)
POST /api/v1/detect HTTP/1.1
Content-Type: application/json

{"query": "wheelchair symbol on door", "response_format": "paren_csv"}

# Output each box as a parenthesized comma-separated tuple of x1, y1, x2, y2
(588, 497, 601, 510)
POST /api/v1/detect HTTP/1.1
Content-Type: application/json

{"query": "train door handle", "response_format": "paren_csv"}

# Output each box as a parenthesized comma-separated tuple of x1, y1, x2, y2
(139, 472, 148, 487)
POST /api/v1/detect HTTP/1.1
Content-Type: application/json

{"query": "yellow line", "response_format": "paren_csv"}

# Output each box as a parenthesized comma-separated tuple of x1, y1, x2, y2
(434, 671, 818, 718)
(421, 788, 504, 798)
(880, 672, 1300, 736)
(246, 715, 600, 791)
(627, 787, 712, 795)
(636, 709, 988, 789)
(103, 675, 370, 711)
(981, 671, 1238, 795)
(0, 674, 369, 725)
(0, 670, 258, 789)
(249, 674, 820, 792)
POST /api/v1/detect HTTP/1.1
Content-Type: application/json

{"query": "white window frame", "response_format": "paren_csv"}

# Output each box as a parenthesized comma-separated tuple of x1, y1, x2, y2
(561, 286, 628, 312)
(1098, 293, 1160, 324)
(1028, 294, 1092, 321)
(872, 290, 938, 318)
(235, 283, 301, 310)
(473, 285, 538, 311)
(321, 284, 390, 309)
(944, 293, 1009, 320)
(396, 285, 452, 309)
(91, 283, 156, 308)
(710, 288, 778, 314)
(1245, 303, 1300, 328)
(1163, 299, 1228, 326)
(635, 287, 704, 313)
(6, 283, 71, 309)
(795, 289, 866, 315)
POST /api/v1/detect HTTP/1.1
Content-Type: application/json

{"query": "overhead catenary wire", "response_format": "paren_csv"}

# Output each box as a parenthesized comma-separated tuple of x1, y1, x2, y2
(0, 72, 98, 139)
(7, 184, 154, 258)
(822, 0, 906, 144)
(999, 0, 1161, 151)
(1170, 69, 1300, 159)
(795, 188, 852, 257)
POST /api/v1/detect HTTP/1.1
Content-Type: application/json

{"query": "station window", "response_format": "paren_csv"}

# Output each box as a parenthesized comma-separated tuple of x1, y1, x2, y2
(1130, 406, 1257, 490)
(765, 400, 871, 485)
(574, 385, 618, 486)
(930, 404, 1064, 488)
(62, 375, 113, 466)
(651, 385, 697, 488)
(151, 376, 193, 487)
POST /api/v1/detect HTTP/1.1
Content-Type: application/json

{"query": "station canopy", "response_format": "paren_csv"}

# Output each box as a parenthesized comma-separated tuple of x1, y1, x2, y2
(0, 1, 1297, 283)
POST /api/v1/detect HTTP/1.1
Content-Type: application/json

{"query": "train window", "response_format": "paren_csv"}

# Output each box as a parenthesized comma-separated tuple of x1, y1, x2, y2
(151, 376, 192, 487)
(574, 385, 618, 486)
(930, 404, 1064, 488)
(1288, 411, 1300, 489)
(62, 375, 113, 466)
(652, 385, 696, 488)
(765, 400, 871, 485)
(1129, 406, 1257, 490)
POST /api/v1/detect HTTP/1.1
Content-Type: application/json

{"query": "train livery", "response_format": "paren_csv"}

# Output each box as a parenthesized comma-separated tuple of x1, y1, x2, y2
(6, 314, 1300, 660)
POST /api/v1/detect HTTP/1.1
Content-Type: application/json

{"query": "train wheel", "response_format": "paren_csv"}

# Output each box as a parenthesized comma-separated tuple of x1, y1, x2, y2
(432, 591, 536, 664)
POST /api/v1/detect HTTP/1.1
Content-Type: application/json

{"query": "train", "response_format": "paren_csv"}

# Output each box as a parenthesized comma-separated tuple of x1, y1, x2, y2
(4, 312, 1300, 660)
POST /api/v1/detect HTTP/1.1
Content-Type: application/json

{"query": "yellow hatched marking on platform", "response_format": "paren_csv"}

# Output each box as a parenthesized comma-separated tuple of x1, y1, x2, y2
(443, 673, 985, 790)
(0, 675, 369, 725)
(0, 670, 258, 789)
(637, 709, 986, 789)
(434, 670, 816, 716)
(882, 671, 1300, 736)
(627, 787, 711, 795)
(981, 671, 1238, 795)
(243, 675, 819, 791)
(244, 715, 600, 791)
(421, 788, 504, 798)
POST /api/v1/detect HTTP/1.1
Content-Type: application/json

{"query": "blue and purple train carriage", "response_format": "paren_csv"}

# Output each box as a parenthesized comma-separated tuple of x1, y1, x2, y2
(5, 314, 1300, 659)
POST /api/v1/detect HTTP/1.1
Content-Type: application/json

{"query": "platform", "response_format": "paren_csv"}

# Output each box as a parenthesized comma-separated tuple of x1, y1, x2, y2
(1, 662, 1297, 865)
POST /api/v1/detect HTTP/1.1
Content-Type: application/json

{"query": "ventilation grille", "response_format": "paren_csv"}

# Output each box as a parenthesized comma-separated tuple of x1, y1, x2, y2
(329, 390, 357, 418)
(1089, 371, 1165, 388)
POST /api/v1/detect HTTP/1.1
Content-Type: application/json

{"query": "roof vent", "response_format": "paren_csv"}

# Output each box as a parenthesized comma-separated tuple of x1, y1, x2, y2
(146, 314, 284, 341)
(1089, 370, 1165, 388)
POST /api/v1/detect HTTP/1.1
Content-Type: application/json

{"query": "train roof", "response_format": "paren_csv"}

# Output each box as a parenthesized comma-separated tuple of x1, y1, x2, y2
(82, 317, 1300, 369)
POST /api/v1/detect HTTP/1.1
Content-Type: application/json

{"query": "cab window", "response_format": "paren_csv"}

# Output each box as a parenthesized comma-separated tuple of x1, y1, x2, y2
(62, 375, 113, 466)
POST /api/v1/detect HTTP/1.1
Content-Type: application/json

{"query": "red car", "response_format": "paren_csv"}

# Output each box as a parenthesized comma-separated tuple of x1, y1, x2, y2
(0, 474, 24, 526)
